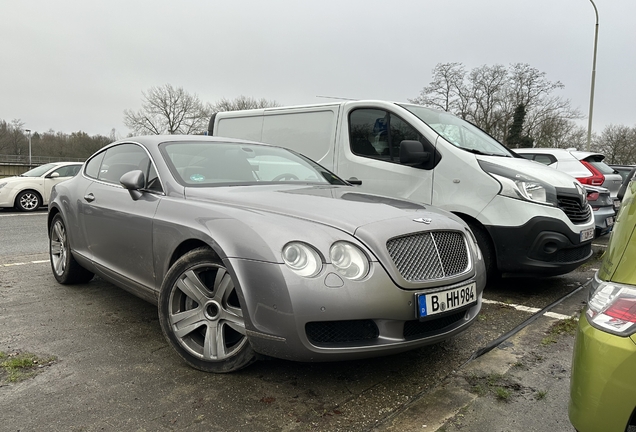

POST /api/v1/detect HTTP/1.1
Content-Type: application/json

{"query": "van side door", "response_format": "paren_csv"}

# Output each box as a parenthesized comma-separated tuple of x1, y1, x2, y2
(337, 107, 435, 205)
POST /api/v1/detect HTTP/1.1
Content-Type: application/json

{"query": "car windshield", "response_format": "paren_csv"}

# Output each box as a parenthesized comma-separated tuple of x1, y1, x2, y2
(161, 141, 347, 186)
(398, 104, 513, 157)
(20, 163, 57, 177)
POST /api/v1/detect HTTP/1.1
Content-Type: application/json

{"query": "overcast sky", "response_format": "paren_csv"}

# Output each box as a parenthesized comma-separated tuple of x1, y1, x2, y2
(1, 0, 634, 138)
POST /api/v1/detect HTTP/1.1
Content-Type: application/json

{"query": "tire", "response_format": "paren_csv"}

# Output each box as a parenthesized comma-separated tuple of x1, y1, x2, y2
(49, 214, 95, 284)
(158, 247, 256, 373)
(16, 190, 42, 212)
(466, 220, 500, 282)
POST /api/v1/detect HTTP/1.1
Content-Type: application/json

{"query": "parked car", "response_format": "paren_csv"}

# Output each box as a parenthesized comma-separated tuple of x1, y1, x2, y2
(611, 164, 636, 201)
(0, 162, 83, 211)
(569, 173, 636, 432)
(584, 185, 616, 237)
(515, 148, 623, 201)
(47, 135, 486, 373)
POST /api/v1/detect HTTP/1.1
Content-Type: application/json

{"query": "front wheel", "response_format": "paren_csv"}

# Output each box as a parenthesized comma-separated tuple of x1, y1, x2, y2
(158, 247, 256, 373)
(466, 220, 500, 282)
(16, 190, 42, 212)
(49, 214, 94, 284)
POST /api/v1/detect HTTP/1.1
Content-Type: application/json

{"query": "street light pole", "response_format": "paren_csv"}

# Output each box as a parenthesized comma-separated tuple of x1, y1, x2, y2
(586, 0, 599, 152)
(25, 129, 32, 166)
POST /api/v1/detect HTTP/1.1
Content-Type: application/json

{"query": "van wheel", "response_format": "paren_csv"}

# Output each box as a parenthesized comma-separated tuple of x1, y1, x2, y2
(466, 221, 500, 282)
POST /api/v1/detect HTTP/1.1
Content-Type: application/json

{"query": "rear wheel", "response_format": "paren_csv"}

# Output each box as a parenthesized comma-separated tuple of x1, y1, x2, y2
(49, 214, 94, 284)
(16, 190, 41, 212)
(158, 247, 256, 373)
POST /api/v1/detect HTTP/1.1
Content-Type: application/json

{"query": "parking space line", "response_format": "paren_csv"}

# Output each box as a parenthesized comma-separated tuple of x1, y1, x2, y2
(0, 212, 47, 217)
(482, 298, 573, 320)
(1, 259, 49, 267)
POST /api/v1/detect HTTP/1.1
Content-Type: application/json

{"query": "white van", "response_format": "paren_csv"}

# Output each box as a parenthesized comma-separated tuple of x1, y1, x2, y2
(209, 100, 595, 279)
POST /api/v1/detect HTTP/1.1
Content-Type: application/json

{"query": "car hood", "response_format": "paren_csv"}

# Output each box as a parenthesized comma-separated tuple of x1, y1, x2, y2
(0, 176, 34, 184)
(477, 155, 581, 188)
(185, 184, 464, 234)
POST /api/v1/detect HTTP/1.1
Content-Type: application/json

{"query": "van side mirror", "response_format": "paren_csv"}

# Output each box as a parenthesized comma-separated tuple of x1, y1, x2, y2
(400, 140, 430, 166)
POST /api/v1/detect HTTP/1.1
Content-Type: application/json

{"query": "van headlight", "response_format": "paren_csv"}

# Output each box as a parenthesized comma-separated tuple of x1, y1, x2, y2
(479, 160, 557, 207)
(330, 242, 369, 280)
(282, 242, 323, 277)
(586, 273, 636, 336)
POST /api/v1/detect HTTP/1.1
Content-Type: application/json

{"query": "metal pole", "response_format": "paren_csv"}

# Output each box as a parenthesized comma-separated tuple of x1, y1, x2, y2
(586, 0, 599, 152)
(25, 129, 32, 166)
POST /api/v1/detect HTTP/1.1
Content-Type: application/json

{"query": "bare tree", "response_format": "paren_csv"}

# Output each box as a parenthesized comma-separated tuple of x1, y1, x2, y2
(594, 124, 636, 165)
(409, 63, 467, 113)
(411, 63, 581, 146)
(212, 95, 279, 112)
(124, 84, 210, 135)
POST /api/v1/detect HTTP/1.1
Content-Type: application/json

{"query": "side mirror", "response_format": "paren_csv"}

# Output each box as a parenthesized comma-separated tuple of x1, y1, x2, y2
(47, 172, 60, 179)
(120, 170, 145, 200)
(400, 140, 430, 166)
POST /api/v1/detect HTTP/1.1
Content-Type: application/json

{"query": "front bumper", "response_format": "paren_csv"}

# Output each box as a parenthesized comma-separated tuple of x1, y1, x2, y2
(487, 216, 593, 276)
(569, 314, 636, 432)
(227, 258, 484, 362)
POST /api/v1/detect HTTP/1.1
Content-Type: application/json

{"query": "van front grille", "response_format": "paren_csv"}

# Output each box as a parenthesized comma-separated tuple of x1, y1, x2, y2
(386, 231, 469, 282)
(557, 196, 591, 224)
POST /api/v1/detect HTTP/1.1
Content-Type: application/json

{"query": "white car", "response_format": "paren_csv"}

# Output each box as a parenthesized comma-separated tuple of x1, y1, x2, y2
(515, 148, 623, 199)
(0, 162, 83, 211)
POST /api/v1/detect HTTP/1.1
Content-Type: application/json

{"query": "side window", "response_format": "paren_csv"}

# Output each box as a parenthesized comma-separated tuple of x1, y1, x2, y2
(349, 109, 426, 163)
(66, 165, 81, 177)
(98, 143, 148, 185)
(534, 154, 556, 165)
(85, 153, 105, 179)
(52, 164, 81, 177)
(388, 114, 424, 160)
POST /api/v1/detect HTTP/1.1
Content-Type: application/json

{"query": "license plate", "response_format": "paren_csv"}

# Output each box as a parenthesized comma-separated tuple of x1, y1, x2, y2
(580, 227, 594, 242)
(416, 282, 476, 319)
(606, 216, 615, 227)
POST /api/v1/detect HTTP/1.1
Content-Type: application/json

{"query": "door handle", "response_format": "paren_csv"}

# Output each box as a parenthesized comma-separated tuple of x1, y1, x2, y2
(84, 193, 95, 202)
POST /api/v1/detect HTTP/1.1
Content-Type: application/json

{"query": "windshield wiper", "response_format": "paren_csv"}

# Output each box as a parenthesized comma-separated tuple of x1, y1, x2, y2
(460, 148, 510, 157)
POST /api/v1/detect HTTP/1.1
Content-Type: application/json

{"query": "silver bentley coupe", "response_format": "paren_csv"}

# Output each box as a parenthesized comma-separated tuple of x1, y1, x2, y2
(48, 135, 486, 373)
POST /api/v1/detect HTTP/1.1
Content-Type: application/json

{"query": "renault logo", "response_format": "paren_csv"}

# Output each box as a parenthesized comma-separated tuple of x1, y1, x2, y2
(574, 182, 587, 203)
(413, 217, 432, 224)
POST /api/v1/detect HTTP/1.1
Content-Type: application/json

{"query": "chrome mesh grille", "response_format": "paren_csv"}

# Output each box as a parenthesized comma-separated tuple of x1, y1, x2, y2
(386, 231, 469, 282)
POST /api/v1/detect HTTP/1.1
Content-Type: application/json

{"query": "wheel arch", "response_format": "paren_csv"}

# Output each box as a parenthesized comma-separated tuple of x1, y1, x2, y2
(452, 211, 499, 278)
(47, 205, 61, 237)
(14, 188, 43, 207)
(166, 239, 221, 274)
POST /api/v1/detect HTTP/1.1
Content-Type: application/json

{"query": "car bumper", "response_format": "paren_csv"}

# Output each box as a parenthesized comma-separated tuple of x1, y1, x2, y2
(569, 313, 636, 432)
(591, 206, 615, 237)
(486, 216, 594, 276)
(227, 258, 484, 362)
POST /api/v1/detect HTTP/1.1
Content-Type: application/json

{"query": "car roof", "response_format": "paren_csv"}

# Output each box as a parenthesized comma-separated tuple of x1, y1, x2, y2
(114, 135, 267, 147)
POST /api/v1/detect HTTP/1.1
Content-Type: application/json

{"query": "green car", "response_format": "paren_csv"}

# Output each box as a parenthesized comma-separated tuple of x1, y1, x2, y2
(569, 178, 636, 431)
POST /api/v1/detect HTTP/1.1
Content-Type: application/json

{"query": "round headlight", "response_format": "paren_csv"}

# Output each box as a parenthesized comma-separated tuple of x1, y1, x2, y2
(282, 242, 322, 277)
(329, 242, 369, 280)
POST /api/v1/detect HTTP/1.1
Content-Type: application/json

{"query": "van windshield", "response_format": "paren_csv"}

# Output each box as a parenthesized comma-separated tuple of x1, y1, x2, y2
(398, 104, 513, 157)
